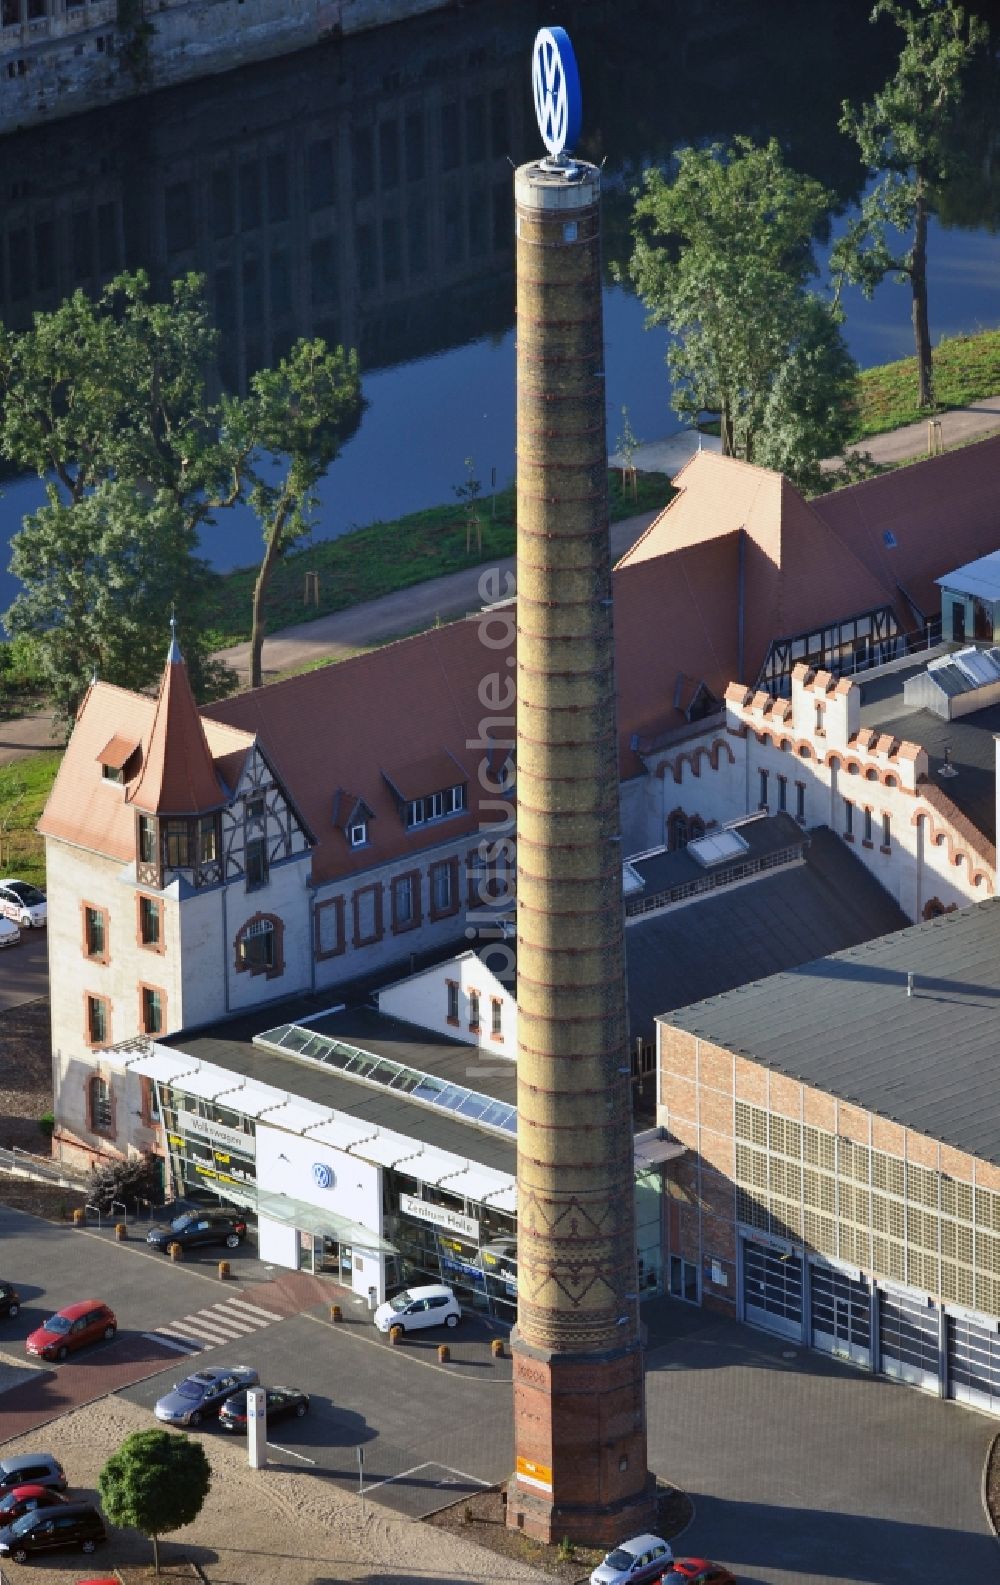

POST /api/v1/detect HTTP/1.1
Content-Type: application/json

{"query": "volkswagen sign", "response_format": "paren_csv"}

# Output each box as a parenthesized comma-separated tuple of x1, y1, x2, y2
(531, 27, 582, 162)
(312, 1161, 334, 1190)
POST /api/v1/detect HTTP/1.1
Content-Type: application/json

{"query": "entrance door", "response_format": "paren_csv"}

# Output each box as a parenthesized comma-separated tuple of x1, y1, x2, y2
(947, 1313, 1000, 1415)
(810, 1262, 871, 1368)
(742, 1239, 803, 1341)
(297, 1229, 315, 1273)
(952, 600, 966, 643)
(877, 1288, 940, 1392)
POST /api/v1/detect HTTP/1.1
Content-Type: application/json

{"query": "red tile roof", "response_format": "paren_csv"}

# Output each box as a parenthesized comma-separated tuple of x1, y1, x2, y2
(812, 433, 1000, 620)
(129, 642, 227, 815)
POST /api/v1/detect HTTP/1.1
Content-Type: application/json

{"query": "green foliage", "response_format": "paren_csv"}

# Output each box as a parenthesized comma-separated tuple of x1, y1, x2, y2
(223, 338, 363, 688)
(623, 136, 855, 488)
(86, 1150, 159, 1212)
(0, 752, 60, 888)
(833, 0, 987, 406)
(0, 271, 243, 720)
(99, 1428, 211, 1575)
(38, 1111, 54, 1138)
(853, 328, 1000, 438)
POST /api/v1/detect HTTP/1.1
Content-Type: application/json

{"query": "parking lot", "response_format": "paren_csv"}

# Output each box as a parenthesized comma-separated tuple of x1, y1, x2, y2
(0, 924, 47, 1013)
(0, 1202, 997, 1582)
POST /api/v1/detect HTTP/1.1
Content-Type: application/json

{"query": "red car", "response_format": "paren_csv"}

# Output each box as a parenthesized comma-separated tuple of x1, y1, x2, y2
(0, 1485, 67, 1524)
(661, 1563, 736, 1585)
(25, 1300, 117, 1363)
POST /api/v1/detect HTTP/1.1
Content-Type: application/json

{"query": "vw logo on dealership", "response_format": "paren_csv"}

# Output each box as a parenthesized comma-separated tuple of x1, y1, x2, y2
(531, 26, 582, 162)
(312, 1161, 334, 1190)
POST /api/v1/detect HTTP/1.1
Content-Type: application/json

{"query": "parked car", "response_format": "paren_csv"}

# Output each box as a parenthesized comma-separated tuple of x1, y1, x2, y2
(0, 1484, 68, 1524)
(147, 1207, 248, 1253)
(25, 1300, 117, 1362)
(0, 1281, 21, 1319)
(590, 1535, 674, 1585)
(219, 1385, 310, 1431)
(661, 1563, 736, 1585)
(154, 1365, 259, 1427)
(0, 879, 46, 929)
(0, 916, 20, 948)
(0, 1501, 106, 1564)
(373, 1283, 461, 1337)
(0, 1455, 67, 1493)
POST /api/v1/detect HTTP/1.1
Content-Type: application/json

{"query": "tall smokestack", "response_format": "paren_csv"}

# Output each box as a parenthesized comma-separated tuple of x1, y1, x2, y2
(507, 26, 654, 1546)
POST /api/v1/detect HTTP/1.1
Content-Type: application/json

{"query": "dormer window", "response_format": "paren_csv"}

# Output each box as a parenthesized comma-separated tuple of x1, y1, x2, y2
(348, 819, 368, 848)
(405, 784, 465, 829)
(97, 735, 139, 785)
(102, 763, 124, 784)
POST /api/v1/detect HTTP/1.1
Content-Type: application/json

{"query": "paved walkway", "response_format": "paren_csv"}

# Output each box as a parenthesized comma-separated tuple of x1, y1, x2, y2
(4, 397, 1000, 764)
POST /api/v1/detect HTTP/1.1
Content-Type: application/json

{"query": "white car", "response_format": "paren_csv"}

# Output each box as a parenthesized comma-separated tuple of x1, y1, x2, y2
(373, 1283, 461, 1336)
(0, 880, 46, 929)
(0, 917, 20, 949)
(590, 1535, 674, 1585)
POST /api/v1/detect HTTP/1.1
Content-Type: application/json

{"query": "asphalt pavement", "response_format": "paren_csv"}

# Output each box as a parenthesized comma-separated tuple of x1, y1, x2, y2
(0, 924, 47, 1011)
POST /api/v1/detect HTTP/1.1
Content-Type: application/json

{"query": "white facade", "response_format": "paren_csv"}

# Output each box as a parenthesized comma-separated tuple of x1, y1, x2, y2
(376, 949, 516, 1054)
(630, 663, 995, 923)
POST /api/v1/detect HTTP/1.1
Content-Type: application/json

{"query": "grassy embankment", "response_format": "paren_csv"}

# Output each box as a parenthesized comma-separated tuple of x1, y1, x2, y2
(852, 328, 1000, 439)
(0, 751, 60, 889)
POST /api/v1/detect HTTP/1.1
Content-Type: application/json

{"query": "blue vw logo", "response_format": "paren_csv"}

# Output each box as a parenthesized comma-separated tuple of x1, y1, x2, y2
(531, 27, 582, 161)
(312, 1162, 333, 1190)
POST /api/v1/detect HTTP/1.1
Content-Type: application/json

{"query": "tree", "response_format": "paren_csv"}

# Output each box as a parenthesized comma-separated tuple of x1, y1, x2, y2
(225, 339, 362, 690)
(752, 296, 860, 493)
(99, 1427, 211, 1575)
(85, 1148, 159, 1214)
(623, 137, 855, 485)
(833, 0, 987, 409)
(0, 271, 248, 720)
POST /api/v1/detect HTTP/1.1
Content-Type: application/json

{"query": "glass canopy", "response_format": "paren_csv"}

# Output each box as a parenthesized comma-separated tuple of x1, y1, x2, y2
(254, 1023, 517, 1137)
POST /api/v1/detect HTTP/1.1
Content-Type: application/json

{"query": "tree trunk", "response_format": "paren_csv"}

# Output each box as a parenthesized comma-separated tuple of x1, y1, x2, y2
(721, 400, 735, 458)
(911, 182, 934, 410)
(248, 506, 290, 690)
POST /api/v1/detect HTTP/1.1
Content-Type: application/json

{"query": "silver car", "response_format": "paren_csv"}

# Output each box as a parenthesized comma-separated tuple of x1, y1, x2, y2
(590, 1535, 674, 1585)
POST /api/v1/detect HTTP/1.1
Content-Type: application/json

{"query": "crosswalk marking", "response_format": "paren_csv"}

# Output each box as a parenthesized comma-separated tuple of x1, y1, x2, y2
(222, 1297, 284, 1322)
(141, 1291, 289, 1361)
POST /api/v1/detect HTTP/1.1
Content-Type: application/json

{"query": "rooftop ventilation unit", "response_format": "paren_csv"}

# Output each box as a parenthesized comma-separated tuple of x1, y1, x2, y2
(904, 645, 1000, 719)
(687, 829, 751, 868)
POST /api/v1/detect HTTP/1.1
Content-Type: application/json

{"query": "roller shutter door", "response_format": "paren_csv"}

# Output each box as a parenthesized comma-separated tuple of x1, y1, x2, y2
(947, 1313, 1000, 1415)
(810, 1262, 871, 1368)
(877, 1288, 940, 1393)
(742, 1238, 803, 1341)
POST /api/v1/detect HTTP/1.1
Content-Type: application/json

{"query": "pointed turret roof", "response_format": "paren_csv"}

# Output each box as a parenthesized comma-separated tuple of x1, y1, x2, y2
(129, 624, 226, 816)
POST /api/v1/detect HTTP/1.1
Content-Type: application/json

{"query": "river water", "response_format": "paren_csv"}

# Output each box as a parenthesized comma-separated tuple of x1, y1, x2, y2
(1, 0, 999, 617)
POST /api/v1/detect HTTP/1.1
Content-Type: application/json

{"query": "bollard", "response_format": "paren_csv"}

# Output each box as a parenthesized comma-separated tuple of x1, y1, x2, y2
(72, 1207, 85, 1227)
(437, 1343, 451, 1363)
(168, 1241, 183, 1261)
(114, 1222, 127, 1241)
(491, 1337, 504, 1358)
(217, 1259, 230, 1280)
(330, 1304, 342, 1322)
(388, 1325, 403, 1345)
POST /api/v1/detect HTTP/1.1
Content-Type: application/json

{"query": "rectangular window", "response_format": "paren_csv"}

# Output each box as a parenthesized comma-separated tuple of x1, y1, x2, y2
(90, 1075, 112, 1133)
(138, 895, 162, 949)
(246, 837, 268, 890)
(777, 775, 787, 813)
(138, 815, 157, 865)
(796, 782, 805, 823)
(83, 905, 106, 961)
(843, 799, 854, 838)
(393, 873, 413, 926)
(864, 807, 873, 844)
(447, 784, 465, 813)
(246, 794, 265, 822)
(239, 918, 274, 970)
(882, 813, 891, 851)
(759, 769, 768, 809)
(315, 896, 346, 959)
(429, 791, 444, 819)
(141, 985, 164, 1036)
(348, 820, 368, 848)
(432, 861, 453, 913)
(406, 798, 424, 828)
(352, 884, 382, 946)
(102, 762, 123, 784)
(199, 815, 217, 864)
(163, 820, 190, 868)
(468, 989, 480, 1032)
(446, 980, 459, 1024)
(491, 998, 503, 1039)
(86, 994, 108, 1046)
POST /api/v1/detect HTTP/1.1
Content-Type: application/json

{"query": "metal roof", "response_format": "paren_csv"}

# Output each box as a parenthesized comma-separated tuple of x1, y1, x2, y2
(936, 549, 1000, 602)
(660, 898, 1000, 1165)
(624, 811, 806, 899)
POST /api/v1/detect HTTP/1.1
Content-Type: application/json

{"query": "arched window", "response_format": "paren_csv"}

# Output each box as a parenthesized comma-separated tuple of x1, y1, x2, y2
(667, 812, 688, 851)
(235, 913, 284, 980)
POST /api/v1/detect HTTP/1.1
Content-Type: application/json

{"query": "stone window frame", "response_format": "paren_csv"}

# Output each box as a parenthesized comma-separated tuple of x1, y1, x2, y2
(490, 996, 504, 1042)
(351, 882, 384, 948)
(139, 981, 167, 1037)
(139, 1075, 160, 1128)
(81, 900, 110, 965)
(314, 896, 346, 960)
(136, 893, 165, 955)
(468, 985, 481, 1034)
(391, 869, 422, 935)
(446, 977, 460, 1027)
(234, 912, 285, 980)
(84, 991, 112, 1049)
(86, 1071, 116, 1139)
(428, 856, 460, 921)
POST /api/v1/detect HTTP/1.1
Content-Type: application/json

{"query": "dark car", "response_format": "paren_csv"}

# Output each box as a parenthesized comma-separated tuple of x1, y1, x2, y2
(0, 1501, 106, 1564)
(219, 1385, 310, 1432)
(0, 1484, 68, 1523)
(0, 1455, 67, 1493)
(147, 1208, 248, 1253)
(25, 1300, 117, 1362)
(154, 1365, 259, 1427)
(0, 1281, 21, 1320)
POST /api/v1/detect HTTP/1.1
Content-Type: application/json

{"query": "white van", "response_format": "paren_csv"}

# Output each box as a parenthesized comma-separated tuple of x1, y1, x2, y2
(373, 1283, 462, 1336)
